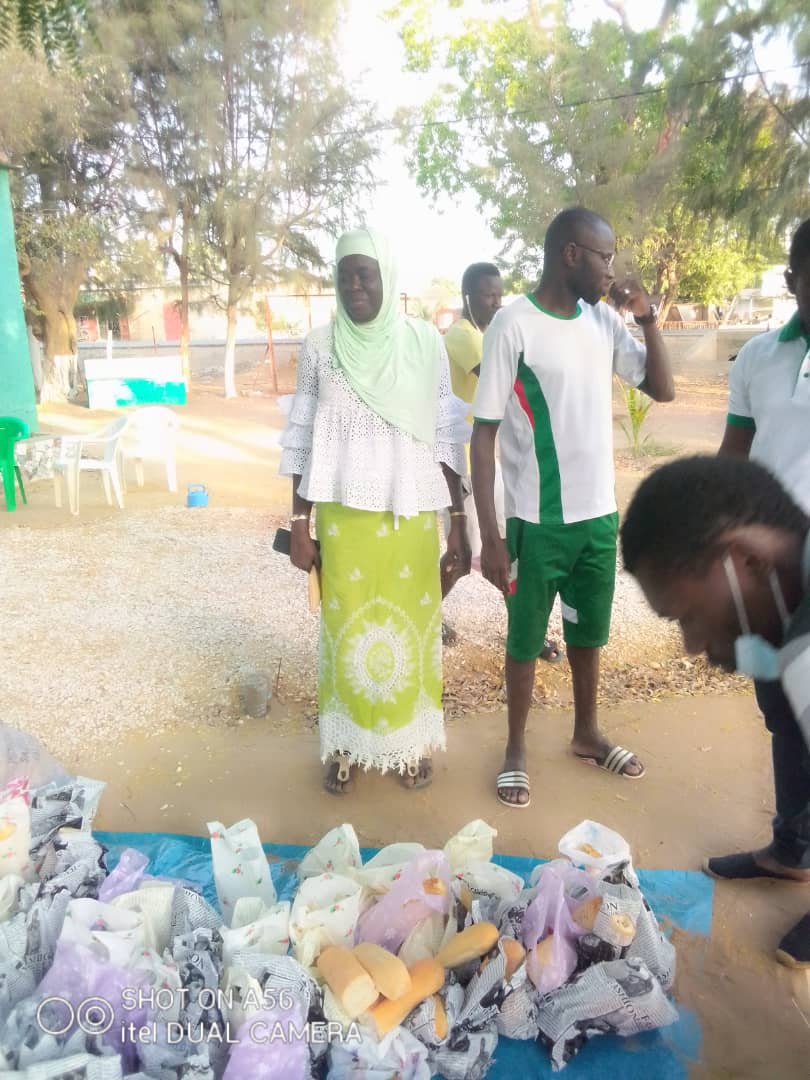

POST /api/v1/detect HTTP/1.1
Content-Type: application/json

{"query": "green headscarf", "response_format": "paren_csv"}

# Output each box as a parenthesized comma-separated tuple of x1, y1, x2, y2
(333, 226, 440, 445)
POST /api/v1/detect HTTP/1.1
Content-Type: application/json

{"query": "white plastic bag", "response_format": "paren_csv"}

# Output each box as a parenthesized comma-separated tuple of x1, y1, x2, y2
(110, 883, 176, 953)
(221, 897, 291, 966)
(444, 820, 497, 873)
(459, 860, 524, 905)
(353, 843, 425, 894)
(299, 823, 362, 880)
(0, 793, 32, 881)
(558, 820, 632, 877)
(289, 871, 364, 969)
(59, 897, 146, 966)
(208, 818, 277, 925)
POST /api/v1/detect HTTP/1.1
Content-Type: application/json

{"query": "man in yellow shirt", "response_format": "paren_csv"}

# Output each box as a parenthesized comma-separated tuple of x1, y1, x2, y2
(442, 262, 561, 661)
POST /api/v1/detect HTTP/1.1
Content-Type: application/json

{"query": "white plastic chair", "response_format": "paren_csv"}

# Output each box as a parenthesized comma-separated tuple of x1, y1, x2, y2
(121, 406, 179, 493)
(53, 417, 128, 515)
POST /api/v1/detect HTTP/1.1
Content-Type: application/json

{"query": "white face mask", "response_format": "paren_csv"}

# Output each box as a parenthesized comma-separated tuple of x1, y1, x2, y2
(722, 554, 790, 681)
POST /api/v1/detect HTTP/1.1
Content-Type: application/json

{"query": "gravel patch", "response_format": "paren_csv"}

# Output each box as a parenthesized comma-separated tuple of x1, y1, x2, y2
(2, 507, 744, 762)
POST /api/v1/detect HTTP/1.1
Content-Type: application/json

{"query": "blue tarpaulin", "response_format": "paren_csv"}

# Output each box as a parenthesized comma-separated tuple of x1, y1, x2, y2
(95, 831, 713, 1079)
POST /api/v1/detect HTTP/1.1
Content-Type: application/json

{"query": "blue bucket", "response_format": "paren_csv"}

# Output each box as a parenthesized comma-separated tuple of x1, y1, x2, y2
(186, 484, 208, 508)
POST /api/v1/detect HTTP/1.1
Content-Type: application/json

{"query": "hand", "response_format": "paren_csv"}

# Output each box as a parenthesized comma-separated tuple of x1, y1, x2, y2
(609, 277, 653, 319)
(290, 520, 320, 572)
(480, 534, 511, 596)
(441, 519, 472, 597)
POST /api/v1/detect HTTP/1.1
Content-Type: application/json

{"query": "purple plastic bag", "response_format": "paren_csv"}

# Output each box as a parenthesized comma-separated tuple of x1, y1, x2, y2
(356, 851, 451, 953)
(222, 999, 309, 1079)
(36, 940, 151, 1072)
(98, 848, 150, 902)
(523, 863, 592, 993)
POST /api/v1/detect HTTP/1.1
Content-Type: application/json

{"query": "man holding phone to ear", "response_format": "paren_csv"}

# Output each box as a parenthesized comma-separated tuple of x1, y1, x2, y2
(471, 207, 674, 809)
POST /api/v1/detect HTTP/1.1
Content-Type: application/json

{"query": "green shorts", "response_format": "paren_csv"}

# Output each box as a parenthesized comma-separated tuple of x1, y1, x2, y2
(505, 512, 618, 661)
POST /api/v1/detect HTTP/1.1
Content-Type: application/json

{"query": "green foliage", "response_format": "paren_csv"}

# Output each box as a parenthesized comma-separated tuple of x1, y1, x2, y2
(0, 0, 88, 65)
(393, 0, 810, 306)
(617, 380, 654, 455)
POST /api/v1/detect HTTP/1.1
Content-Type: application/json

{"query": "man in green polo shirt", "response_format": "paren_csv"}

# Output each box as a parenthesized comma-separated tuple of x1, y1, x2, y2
(471, 207, 674, 808)
(706, 218, 810, 885)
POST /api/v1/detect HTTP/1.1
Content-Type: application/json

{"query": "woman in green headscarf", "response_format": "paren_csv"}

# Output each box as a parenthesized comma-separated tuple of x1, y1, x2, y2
(280, 227, 471, 794)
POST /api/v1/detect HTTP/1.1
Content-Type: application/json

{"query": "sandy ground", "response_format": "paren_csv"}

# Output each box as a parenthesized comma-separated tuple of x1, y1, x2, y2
(3, 361, 810, 1076)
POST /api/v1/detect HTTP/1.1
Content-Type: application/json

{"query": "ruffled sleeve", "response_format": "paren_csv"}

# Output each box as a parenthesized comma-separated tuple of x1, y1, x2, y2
(279, 334, 319, 477)
(434, 339, 470, 476)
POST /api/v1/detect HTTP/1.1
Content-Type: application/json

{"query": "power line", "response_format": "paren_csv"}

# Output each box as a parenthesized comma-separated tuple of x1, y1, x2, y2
(351, 59, 810, 137)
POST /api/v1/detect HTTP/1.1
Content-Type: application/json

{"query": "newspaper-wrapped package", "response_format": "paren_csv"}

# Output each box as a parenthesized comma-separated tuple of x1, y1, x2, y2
(537, 956, 678, 1071)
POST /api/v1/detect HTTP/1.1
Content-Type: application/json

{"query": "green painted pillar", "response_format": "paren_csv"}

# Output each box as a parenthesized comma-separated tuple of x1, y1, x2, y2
(0, 165, 37, 431)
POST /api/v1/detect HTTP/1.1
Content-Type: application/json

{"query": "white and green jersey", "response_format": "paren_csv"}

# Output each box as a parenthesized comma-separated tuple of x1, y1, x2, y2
(473, 294, 647, 525)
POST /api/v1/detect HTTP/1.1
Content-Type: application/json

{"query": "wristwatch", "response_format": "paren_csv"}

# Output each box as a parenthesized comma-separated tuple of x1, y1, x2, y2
(634, 304, 658, 326)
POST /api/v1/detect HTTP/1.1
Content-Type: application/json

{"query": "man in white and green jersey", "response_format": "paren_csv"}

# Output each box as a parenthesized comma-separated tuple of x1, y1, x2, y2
(471, 207, 674, 808)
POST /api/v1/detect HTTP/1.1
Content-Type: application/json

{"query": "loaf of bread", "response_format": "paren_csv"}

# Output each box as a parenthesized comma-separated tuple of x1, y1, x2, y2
(503, 937, 526, 981)
(433, 993, 448, 1040)
(577, 842, 602, 858)
(365, 958, 445, 1037)
(533, 933, 555, 968)
(316, 946, 378, 1019)
(352, 942, 411, 1001)
(609, 912, 636, 947)
(423, 877, 448, 896)
(572, 896, 602, 931)
(436, 923, 499, 968)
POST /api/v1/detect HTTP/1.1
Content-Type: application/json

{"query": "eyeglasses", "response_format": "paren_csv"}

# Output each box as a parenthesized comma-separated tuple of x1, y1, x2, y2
(570, 242, 615, 269)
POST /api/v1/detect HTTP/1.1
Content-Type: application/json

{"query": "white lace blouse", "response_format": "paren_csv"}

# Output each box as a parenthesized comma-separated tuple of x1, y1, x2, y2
(279, 323, 469, 518)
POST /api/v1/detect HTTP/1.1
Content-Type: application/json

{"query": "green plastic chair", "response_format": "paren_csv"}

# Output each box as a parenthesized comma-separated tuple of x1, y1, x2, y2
(0, 416, 30, 511)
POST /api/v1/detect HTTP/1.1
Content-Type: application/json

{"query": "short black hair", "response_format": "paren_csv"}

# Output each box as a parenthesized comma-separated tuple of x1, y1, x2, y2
(620, 455, 809, 576)
(461, 262, 500, 296)
(543, 207, 610, 261)
(789, 217, 810, 273)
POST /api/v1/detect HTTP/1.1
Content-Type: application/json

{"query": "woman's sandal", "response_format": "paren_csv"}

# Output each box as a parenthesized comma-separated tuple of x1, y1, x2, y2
(401, 757, 433, 790)
(324, 752, 354, 796)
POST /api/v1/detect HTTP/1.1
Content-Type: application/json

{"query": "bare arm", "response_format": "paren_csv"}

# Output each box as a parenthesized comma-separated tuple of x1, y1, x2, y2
(471, 420, 510, 595)
(441, 462, 465, 513)
(612, 278, 674, 402)
(290, 476, 319, 572)
(636, 321, 675, 402)
(718, 423, 754, 458)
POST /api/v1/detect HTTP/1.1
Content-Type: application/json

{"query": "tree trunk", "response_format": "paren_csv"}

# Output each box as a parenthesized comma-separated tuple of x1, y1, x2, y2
(20, 254, 84, 403)
(35, 296, 79, 403)
(224, 301, 238, 398)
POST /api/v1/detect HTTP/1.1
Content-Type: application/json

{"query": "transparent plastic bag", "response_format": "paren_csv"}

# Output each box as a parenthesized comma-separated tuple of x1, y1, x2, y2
(0, 724, 70, 791)
(356, 851, 450, 953)
(444, 820, 497, 873)
(523, 864, 587, 993)
(558, 820, 634, 880)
